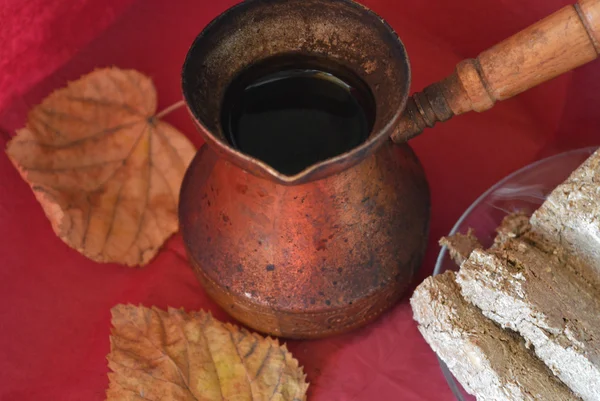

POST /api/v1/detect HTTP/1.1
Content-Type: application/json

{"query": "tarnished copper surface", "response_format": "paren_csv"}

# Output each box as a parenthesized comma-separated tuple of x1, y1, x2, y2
(181, 0, 410, 186)
(180, 0, 429, 338)
(180, 141, 429, 338)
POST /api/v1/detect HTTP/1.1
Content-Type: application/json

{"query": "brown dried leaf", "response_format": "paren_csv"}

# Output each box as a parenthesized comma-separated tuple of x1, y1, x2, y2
(106, 305, 309, 401)
(5, 67, 195, 266)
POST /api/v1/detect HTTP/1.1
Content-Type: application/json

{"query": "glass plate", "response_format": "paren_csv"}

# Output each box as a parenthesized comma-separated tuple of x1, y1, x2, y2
(432, 146, 598, 400)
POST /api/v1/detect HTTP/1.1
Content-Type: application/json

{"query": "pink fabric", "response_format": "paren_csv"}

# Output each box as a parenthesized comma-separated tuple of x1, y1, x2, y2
(0, 0, 136, 113)
(1, 0, 599, 400)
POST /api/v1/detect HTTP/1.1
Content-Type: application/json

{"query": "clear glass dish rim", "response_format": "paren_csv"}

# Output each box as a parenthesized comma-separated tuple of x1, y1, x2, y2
(433, 146, 598, 276)
(431, 145, 598, 401)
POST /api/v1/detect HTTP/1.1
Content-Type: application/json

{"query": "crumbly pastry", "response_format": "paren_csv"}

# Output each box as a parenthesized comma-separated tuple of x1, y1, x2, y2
(530, 149, 600, 287)
(491, 212, 531, 249)
(458, 240, 600, 401)
(439, 229, 483, 265)
(411, 271, 579, 401)
(415, 151, 600, 400)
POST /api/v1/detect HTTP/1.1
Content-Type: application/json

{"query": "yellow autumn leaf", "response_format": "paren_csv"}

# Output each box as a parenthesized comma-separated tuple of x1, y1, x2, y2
(5, 67, 196, 266)
(106, 305, 309, 401)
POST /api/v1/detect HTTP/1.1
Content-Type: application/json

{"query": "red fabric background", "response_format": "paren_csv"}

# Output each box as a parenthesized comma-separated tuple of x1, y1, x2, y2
(0, 0, 599, 400)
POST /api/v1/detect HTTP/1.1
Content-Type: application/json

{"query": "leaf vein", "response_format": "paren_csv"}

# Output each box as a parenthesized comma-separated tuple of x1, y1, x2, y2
(199, 318, 224, 401)
(119, 124, 152, 262)
(23, 158, 124, 173)
(126, 309, 199, 400)
(65, 95, 141, 116)
(228, 330, 257, 401)
(21, 120, 139, 149)
(254, 344, 272, 380)
(267, 349, 285, 401)
(153, 123, 186, 172)
(99, 180, 125, 256)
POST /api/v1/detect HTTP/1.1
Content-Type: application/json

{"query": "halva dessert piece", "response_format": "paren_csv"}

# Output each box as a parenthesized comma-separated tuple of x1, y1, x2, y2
(440, 212, 533, 267)
(440, 212, 532, 267)
(492, 212, 531, 249)
(457, 240, 600, 401)
(411, 271, 578, 401)
(439, 229, 483, 265)
(530, 148, 600, 286)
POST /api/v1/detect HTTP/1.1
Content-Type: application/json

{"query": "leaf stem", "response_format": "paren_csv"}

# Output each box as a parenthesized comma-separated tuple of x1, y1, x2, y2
(155, 100, 186, 119)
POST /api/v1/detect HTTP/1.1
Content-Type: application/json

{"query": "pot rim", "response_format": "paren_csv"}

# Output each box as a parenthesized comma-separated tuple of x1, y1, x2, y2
(181, 0, 411, 185)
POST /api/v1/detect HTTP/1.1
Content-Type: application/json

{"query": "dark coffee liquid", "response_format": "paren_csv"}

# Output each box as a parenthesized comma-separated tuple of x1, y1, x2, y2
(221, 57, 375, 176)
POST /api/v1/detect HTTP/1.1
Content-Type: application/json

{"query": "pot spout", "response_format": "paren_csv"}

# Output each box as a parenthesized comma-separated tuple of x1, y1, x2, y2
(182, 0, 411, 185)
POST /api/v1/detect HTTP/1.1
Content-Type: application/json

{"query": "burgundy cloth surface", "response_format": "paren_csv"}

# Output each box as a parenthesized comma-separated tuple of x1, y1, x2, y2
(0, 0, 599, 400)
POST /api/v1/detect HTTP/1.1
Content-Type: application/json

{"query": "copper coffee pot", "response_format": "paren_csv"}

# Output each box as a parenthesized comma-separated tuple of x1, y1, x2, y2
(180, 0, 600, 339)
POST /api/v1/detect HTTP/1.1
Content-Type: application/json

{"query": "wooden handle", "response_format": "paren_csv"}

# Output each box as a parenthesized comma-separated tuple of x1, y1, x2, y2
(392, 0, 600, 144)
